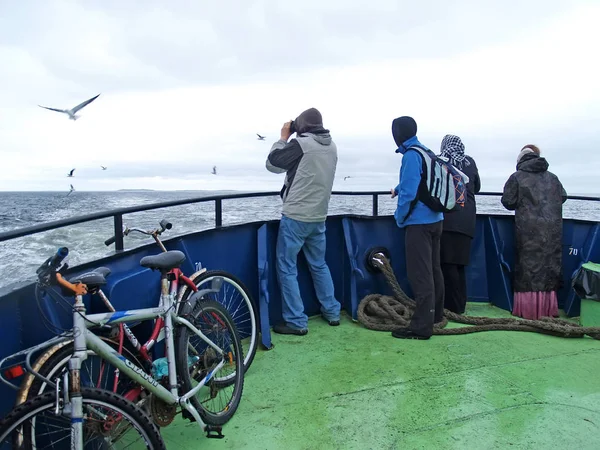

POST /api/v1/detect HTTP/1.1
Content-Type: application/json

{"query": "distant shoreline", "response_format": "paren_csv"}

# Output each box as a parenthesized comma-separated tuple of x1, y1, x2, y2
(117, 189, 155, 192)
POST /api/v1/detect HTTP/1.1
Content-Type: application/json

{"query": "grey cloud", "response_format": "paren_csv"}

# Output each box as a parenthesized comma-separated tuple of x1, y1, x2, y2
(1, 1, 598, 194)
(0, 0, 574, 92)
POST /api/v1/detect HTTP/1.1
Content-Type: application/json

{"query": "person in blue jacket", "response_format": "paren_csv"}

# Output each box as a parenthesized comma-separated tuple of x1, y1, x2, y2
(389, 116, 444, 339)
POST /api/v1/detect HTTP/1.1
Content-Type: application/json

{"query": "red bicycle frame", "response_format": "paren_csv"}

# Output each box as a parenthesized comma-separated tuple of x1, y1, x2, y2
(95, 266, 198, 399)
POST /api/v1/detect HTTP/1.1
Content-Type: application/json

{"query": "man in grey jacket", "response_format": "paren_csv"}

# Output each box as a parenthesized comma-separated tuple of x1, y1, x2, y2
(266, 107, 341, 335)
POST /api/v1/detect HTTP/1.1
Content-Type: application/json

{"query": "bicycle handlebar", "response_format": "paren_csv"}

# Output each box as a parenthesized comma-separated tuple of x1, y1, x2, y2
(36, 247, 69, 279)
(104, 219, 172, 247)
(55, 273, 88, 296)
(36, 249, 89, 295)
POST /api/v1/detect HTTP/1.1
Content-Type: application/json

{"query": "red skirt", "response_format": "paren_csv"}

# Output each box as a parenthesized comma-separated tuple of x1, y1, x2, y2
(512, 291, 559, 320)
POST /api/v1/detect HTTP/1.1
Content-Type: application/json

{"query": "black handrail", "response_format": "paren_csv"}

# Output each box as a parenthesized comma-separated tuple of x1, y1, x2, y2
(0, 191, 279, 246)
(0, 191, 598, 251)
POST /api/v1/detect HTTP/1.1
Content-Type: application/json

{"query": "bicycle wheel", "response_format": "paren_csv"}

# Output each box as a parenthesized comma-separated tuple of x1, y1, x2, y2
(22, 337, 144, 403)
(178, 270, 258, 377)
(176, 300, 244, 426)
(0, 387, 166, 449)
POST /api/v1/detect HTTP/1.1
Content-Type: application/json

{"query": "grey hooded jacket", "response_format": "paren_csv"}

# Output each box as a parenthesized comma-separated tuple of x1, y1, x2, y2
(266, 129, 338, 222)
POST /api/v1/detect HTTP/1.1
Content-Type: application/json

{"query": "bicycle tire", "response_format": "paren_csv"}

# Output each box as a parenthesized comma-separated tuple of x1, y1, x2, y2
(23, 337, 144, 403)
(176, 300, 244, 426)
(178, 270, 258, 377)
(0, 387, 166, 449)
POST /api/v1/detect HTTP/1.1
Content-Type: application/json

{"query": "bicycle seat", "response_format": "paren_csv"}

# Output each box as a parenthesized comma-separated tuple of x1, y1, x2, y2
(140, 251, 186, 271)
(68, 267, 110, 289)
(94, 267, 111, 278)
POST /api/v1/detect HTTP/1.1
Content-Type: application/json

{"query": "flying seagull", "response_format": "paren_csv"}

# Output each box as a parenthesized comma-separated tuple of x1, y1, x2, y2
(257, 134, 266, 140)
(211, 166, 217, 175)
(39, 94, 101, 121)
(67, 184, 75, 197)
(101, 166, 107, 170)
(344, 176, 352, 181)
(67, 169, 75, 177)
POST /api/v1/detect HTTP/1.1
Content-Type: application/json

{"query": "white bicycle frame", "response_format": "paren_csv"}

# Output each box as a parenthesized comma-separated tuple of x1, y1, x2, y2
(68, 274, 225, 448)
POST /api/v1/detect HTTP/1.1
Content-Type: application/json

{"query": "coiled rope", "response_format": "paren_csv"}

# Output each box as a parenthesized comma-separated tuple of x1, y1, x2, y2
(357, 256, 600, 339)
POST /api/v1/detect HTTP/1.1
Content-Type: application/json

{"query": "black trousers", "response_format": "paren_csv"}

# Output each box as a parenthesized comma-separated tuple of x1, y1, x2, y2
(442, 263, 467, 314)
(405, 221, 444, 337)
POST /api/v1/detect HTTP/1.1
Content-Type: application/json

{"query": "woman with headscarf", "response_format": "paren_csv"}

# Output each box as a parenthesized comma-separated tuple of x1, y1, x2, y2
(438, 135, 481, 314)
(501, 145, 567, 320)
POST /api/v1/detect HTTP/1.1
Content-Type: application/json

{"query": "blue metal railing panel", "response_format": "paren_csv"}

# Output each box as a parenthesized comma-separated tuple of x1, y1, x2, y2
(0, 191, 599, 417)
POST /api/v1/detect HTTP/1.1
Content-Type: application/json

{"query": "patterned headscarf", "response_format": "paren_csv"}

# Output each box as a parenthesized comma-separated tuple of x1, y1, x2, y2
(440, 134, 470, 168)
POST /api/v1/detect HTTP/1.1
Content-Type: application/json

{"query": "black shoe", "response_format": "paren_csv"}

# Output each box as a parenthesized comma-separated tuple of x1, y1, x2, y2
(323, 316, 340, 326)
(391, 328, 430, 340)
(273, 323, 308, 336)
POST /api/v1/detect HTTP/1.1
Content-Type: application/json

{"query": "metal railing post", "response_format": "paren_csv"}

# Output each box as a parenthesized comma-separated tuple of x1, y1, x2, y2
(114, 214, 124, 251)
(215, 199, 222, 228)
(372, 194, 379, 217)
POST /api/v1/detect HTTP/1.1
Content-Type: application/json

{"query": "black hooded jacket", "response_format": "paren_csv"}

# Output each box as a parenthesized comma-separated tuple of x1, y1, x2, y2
(442, 156, 481, 238)
(501, 153, 567, 292)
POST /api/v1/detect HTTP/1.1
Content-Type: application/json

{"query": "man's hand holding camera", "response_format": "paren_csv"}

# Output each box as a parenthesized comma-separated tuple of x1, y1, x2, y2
(281, 120, 296, 142)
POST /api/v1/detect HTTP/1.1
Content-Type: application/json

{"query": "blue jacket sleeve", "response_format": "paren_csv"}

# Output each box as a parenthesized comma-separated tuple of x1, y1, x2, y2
(394, 151, 422, 224)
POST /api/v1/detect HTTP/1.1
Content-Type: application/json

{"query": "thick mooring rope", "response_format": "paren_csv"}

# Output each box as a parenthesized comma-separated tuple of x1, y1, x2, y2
(357, 257, 600, 340)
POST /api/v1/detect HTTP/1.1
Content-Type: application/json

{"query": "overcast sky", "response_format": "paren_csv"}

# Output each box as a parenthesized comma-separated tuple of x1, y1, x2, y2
(0, 0, 599, 193)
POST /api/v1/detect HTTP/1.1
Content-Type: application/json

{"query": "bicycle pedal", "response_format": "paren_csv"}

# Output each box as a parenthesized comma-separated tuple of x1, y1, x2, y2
(206, 426, 224, 439)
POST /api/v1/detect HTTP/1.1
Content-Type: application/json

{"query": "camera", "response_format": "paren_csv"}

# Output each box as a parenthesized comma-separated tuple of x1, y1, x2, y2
(289, 120, 296, 134)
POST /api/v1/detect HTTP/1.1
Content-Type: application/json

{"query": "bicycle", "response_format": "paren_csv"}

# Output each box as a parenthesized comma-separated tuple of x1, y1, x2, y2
(108, 219, 259, 377)
(0, 247, 244, 448)
(15, 219, 258, 415)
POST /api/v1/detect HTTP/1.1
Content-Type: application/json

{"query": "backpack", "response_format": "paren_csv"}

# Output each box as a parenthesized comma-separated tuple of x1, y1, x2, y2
(406, 144, 469, 217)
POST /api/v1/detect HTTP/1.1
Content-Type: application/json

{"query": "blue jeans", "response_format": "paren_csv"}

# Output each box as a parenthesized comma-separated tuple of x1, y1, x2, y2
(276, 216, 340, 330)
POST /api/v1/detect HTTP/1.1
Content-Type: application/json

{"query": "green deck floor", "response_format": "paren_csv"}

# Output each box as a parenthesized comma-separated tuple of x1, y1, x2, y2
(162, 304, 600, 449)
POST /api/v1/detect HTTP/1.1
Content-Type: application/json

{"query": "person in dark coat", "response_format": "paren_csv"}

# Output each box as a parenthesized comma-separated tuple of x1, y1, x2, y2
(438, 135, 481, 314)
(501, 144, 567, 320)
